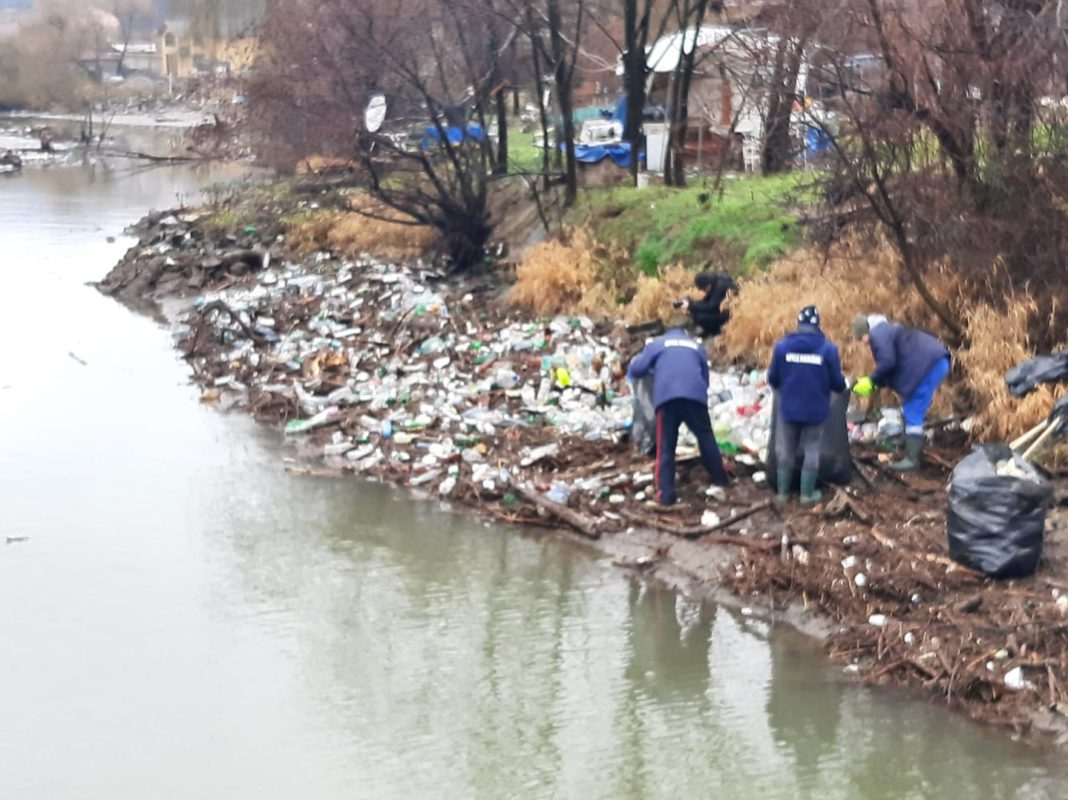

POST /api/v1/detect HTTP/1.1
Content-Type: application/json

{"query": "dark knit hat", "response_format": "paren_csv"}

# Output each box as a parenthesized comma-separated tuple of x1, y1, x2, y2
(852, 313, 870, 339)
(798, 305, 820, 327)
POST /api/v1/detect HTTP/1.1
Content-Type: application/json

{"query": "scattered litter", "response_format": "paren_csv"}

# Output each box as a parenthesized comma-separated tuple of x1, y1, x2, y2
(1003, 666, 1032, 692)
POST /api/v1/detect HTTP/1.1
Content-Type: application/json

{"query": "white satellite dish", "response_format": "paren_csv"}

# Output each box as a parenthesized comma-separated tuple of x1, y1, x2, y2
(364, 93, 387, 133)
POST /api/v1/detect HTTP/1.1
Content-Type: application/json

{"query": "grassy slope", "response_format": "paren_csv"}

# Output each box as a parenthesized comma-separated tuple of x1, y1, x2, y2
(567, 173, 812, 277)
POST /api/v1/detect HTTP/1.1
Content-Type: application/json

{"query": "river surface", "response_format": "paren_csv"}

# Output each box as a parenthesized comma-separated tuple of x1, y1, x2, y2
(2, 134, 1067, 799)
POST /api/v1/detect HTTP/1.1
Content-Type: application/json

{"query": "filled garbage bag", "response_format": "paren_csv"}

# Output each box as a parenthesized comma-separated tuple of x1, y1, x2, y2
(765, 391, 852, 490)
(946, 444, 1052, 578)
(631, 373, 656, 456)
(1005, 352, 1068, 397)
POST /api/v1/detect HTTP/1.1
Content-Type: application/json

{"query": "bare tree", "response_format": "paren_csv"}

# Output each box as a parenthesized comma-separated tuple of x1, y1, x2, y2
(798, 0, 1068, 342)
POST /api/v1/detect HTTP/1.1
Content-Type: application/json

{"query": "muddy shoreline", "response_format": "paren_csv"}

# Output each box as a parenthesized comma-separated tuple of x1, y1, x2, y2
(98, 194, 1068, 749)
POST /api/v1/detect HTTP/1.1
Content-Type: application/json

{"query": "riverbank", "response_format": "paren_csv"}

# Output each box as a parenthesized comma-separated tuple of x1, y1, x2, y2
(98, 185, 1068, 748)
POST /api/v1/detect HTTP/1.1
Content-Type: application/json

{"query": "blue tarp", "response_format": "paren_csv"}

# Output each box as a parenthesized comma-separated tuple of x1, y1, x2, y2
(421, 124, 486, 149)
(805, 126, 834, 154)
(572, 142, 633, 168)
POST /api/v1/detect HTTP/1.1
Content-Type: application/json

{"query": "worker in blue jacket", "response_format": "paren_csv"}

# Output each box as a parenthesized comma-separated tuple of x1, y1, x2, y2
(627, 316, 729, 506)
(767, 306, 846, 504)
(851, 313, 951, 471)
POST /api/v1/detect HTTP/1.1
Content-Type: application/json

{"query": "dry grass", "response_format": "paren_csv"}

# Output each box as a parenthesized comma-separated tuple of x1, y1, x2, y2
(623, 265, 701, 324)
(957, 300, 1062, 441)
(510, 228, 599, 316)
(284, 210, 341, 255)
(283, 194, 438, 261)
(328, 195, 438, 260)
(295, 155, 358, 174)
(511, 228, 699, 321)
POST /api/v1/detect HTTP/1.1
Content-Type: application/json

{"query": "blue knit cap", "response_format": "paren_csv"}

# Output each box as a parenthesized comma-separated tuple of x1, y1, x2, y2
(798, 305, 820, 327)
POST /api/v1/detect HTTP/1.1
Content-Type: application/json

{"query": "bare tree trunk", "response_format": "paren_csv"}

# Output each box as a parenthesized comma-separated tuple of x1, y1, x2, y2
(547, 0, 578, 204)
(664, 0, 709, 187)
(494, 87, 509, 174)
(762, 35, 805, 174)
(622, 0, 649, 185)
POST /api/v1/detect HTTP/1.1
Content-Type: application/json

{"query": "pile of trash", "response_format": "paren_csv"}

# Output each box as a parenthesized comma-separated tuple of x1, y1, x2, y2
(99, 208, 285, 303)
(176, 253, 798, 505)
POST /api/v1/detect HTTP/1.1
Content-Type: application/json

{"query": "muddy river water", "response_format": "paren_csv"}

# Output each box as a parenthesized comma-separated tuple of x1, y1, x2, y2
(1, 131, 1067, 799)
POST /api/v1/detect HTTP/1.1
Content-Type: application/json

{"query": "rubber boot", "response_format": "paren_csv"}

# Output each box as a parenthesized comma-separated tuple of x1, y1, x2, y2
(776, 469, 792, 503)
(891, 435, 924, 471)
(800, 470, 822, 505)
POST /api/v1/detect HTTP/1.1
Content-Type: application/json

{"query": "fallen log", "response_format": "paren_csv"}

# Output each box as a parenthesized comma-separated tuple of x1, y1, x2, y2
(513, 484, 602, 539)
(697, 499, 777, 539)
(619, 498, 777, 540)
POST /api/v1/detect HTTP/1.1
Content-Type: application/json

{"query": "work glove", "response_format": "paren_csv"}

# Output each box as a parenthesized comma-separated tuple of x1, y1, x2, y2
(852, 375, 875, 398)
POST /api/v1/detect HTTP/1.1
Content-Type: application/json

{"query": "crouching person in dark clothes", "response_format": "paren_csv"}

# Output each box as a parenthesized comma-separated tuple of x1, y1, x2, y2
(767, 306, 846, 504)
(681, 272, 738, 339)
(627, 314, 730, 506)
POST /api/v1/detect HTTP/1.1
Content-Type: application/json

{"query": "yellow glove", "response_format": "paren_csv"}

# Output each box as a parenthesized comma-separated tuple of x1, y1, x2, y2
(852, 376, 875, 398)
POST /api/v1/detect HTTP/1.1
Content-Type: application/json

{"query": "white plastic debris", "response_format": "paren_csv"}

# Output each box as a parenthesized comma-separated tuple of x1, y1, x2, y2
(1003, 666, 1031, 691)
(701, 510, 721, 527)
(854, 573, 869, 588)
(705, 486, 727, 502)
(868, 613, 887, 627)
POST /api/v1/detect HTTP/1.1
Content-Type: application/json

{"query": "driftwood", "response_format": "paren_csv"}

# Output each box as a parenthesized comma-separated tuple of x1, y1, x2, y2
(824, 489, 872, 524)
(98, 147, 204, 163)
(851, 457, 877, 490)
(619, 498, 777, 540)
(513, 484, 602, 539)
(697, 499, 777, 538)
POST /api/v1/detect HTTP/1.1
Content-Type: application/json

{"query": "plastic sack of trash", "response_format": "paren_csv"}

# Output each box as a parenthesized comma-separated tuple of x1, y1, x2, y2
(1004, 352, 1068, 397)
(946, 444, 1052, 578)
(631, 373, 656, 456)
(765, 390, 852, 490)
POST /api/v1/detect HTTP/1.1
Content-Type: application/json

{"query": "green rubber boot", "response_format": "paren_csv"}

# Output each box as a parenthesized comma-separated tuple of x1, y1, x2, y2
(776, 469, 792, 503)
(800, 470, 823, 505)
(891, 435, 925, 472)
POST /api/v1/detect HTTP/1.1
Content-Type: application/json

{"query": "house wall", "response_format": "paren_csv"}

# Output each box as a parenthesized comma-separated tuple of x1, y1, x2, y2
(159, 31, 257, 78)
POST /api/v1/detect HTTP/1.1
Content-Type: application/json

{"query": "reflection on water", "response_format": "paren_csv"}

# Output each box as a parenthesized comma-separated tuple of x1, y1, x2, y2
(0, 135, 1066, 799)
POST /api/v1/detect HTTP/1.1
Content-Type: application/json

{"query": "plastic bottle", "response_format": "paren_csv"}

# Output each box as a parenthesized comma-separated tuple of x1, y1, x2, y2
(547, 483, 571, 503)
(493, 368, 520, 389)
(381, 419, 393, 439)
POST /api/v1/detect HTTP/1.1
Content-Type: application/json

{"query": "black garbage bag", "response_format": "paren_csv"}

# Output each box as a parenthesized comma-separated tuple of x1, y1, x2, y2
(1005, 352, 1068, 397)
(631, 373, 656, 457)
(946, 444, 1052, 578)
(765, 391, 852, 491)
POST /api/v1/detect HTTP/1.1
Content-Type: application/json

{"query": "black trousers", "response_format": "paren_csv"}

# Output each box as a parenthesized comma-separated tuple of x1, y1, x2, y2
(655, 398, 729, 504)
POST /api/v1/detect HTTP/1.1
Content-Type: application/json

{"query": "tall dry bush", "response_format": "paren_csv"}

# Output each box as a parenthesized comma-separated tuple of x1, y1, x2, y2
(284, 211, 342, 255)
(328, 195, 439, 261)
(283, 195, 438, 262)
(623, 265, 702, 323)
(510, 228, 600, 316)
(719, 238, 946, 376)
(957, 300, 1063, 441)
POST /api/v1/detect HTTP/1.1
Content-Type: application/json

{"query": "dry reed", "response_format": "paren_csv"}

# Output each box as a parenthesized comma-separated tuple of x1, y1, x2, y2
(510, 228, 600, 316)
(283, 193, 438, 261)
(957, 300, 1062, 441)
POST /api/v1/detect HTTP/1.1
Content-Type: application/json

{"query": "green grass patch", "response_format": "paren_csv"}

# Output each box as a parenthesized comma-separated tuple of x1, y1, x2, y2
(506, 127, 550, 175)
(569, 172, 815, 275)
